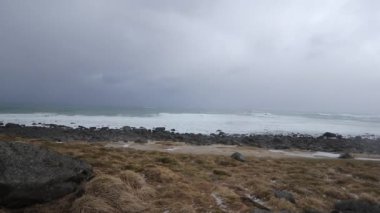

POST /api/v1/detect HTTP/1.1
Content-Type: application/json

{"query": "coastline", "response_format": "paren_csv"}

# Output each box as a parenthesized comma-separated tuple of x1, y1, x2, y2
(1, 111, 379, 137)
(1, 123, 380, 212)
(1, 122, 380, 154)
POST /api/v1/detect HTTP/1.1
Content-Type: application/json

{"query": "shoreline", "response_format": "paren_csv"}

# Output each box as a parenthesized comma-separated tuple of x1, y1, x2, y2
(1, 122, 380, 154)
(1, 111, 380, 137)
(1, 126, 380, 212)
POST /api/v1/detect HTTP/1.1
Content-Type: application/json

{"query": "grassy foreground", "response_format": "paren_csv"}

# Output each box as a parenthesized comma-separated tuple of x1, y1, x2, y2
(2, 139, 380, 212)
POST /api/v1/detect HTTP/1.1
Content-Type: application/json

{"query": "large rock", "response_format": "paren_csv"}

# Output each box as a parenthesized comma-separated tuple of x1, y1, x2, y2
(339, 153, 354, 159)
(231, 152, 245, 162)
(4, 123, 22, 128)
(274, 190, 295, 204)
(321, 132, 342, 139)
(153, 127, 166, 132)
(332, 200, 380, 213)
(0, 141, 93, 208)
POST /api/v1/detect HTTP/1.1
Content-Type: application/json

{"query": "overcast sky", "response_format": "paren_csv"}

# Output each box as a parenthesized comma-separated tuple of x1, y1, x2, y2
(0, 0, 379, 114)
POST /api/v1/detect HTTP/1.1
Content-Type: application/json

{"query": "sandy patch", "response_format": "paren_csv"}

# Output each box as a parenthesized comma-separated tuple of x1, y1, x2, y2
(105, 141, 380, 161)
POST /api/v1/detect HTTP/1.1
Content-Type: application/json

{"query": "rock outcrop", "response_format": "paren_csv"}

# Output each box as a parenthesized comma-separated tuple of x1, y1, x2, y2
(231, 152, 245, 162)
(332, 199, 380, 213)
(339, 153, 354, 159)
(0, 141, 93, 208)
(274, 190, 295, 204)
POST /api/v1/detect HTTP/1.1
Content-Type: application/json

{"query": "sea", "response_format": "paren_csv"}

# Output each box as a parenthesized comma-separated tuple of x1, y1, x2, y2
(0, 106, 379, 137)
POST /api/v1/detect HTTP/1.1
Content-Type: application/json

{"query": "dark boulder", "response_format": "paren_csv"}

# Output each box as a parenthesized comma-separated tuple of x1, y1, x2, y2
(339, 153, 354, 159)
(0, 141, 93, 208)
(332, 199, 380, 213)
(4, 123, 21, 128)
(323, 132, 337, 137)
(321, 132, 340, 139)
(121, 126, 132, 131)
(153, 127, 166, 132)
(78, 126, 86, 130)
(231, 152, 245, 162)
(274, 190, 295, 204)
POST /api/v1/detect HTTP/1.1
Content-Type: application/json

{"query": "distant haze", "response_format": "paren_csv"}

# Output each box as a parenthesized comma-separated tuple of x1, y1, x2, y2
(1, 1, 379, 114)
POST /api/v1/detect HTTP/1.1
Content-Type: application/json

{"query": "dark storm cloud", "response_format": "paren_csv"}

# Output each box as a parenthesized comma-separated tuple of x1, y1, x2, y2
(0, 0, 380, 113)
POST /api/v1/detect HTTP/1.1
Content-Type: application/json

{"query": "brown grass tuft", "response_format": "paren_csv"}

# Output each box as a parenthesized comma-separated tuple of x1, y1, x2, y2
(84, 175, 149, 212)
(156, 156, 178, 165)
(119, 170, 146, 189)
(143, 166, 181, 183)
(71, 195, 118, 213)
(119, 170, 156, 199)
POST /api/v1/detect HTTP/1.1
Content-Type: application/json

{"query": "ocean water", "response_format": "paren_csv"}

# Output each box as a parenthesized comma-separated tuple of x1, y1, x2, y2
(0, 107, 379, 137)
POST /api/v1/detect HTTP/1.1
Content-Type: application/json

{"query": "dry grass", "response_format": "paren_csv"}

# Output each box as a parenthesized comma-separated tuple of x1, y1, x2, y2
(71, 195, 118, 213)
(82, 175, 149, 212)
(2, 138, 380, 213)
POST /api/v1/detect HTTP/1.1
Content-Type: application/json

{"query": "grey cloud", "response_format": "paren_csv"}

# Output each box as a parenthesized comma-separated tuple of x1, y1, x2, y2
(0, 0, 380, 113)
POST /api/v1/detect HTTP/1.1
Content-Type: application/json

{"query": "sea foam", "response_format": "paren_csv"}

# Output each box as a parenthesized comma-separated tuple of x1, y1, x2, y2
(0, 112, 379, 137)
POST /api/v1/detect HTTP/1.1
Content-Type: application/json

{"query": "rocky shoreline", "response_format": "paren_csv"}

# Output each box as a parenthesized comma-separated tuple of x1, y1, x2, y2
(1, 123, 380, 154)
